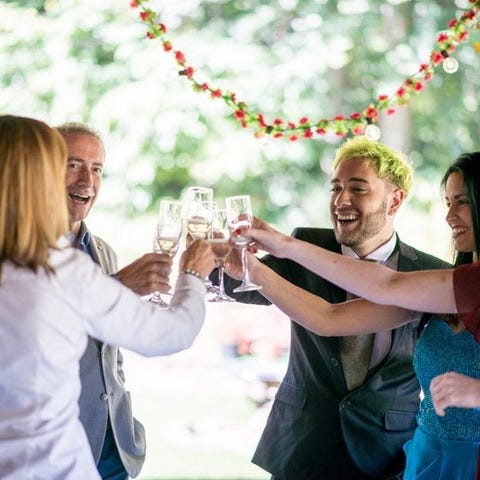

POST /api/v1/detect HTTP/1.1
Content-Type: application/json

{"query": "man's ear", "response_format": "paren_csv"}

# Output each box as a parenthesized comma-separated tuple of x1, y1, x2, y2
(388, 188, 405, 216)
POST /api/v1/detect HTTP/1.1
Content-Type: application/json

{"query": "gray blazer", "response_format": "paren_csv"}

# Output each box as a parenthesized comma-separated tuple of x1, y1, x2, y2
(78, 222, 146, 478)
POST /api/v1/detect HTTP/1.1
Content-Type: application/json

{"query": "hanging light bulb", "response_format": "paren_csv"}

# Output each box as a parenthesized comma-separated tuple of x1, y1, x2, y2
(365, 123, 381, 141)
(443, 56, 459, 74)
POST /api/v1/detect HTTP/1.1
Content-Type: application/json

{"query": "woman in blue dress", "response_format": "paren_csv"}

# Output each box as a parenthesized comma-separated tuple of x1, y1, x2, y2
(237, 152, 480, 479)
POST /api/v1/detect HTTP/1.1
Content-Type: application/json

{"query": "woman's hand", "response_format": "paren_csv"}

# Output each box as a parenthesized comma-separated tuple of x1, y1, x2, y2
(180, 239, 216, 279)
(430, 372, 480, 416)
(247, 226, 294, 258)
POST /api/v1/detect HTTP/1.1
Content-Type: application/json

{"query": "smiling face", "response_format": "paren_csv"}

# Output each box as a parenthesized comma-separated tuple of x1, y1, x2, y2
(445, 171, 475, 255)
(329, 157, 405, 257)
(62, 132, 104, 236)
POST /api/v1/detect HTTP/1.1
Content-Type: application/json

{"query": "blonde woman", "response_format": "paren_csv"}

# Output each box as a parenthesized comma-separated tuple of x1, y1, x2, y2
(0, 114, 215, 479)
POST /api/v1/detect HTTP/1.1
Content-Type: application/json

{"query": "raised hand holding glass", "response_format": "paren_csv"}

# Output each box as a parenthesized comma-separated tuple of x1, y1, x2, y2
(225, 194, 262, 292)
(150, 199, 183, 307)
(208, 208, 235, 302)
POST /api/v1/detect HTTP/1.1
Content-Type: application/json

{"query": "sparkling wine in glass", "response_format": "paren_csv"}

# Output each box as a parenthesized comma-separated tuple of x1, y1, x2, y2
(186, 187, 215, 289)
(225, 194, 262, 293)
(185, 186, 214, 240)
(208, 209, 235, 303)
(150, 199, 183, 307)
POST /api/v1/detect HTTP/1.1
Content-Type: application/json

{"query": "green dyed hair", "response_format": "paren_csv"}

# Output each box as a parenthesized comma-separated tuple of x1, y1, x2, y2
(333, 136, 413, 195)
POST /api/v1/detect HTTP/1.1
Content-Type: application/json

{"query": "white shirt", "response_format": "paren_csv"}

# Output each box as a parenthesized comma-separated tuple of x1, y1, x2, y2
(0, 246, 206, 479)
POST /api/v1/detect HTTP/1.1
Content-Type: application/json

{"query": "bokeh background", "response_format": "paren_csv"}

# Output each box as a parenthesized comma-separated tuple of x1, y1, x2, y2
(1, 0, 479, 478)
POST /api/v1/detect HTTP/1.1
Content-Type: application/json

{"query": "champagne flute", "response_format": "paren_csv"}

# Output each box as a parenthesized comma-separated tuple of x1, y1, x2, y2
(225, 194, 262, 292)
(185, 186, 214, 240)
(186, 187, 215, 288)
(208, 209, 236, 303)
(150, 199, 183, 307)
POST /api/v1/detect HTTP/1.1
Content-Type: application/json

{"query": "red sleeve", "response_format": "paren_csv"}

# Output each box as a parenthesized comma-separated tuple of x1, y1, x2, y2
(454, 263, 480, 344)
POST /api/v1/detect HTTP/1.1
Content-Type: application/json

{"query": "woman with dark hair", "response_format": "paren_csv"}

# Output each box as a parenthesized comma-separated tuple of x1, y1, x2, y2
(238, 152, 480, 479)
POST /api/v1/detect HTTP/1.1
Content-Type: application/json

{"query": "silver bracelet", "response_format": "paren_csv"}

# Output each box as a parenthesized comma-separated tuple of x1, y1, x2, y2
(182, 268, 203, 280)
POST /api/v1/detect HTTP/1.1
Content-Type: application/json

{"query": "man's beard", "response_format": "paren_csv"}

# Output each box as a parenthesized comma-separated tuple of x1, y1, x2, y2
(333, 199, 388, 248)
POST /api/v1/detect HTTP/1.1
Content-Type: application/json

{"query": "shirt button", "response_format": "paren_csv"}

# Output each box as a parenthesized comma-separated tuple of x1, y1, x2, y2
(100, 393, 109, 401)
(330, 357, 339, 367)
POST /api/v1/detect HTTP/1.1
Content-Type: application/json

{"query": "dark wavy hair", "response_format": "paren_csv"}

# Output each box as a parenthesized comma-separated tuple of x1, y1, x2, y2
(441, 152, 480, 266)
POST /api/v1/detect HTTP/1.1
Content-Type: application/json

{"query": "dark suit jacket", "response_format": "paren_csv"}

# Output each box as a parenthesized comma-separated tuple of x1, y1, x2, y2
(220, 228, 451, 479)
(78, 222, 146, 478)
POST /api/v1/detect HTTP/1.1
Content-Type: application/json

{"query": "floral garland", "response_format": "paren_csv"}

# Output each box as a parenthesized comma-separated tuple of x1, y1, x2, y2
(130, 0, 480, 141)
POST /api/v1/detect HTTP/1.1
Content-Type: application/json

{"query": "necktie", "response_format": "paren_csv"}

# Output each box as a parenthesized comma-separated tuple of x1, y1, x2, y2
(340, 258, 378, 391)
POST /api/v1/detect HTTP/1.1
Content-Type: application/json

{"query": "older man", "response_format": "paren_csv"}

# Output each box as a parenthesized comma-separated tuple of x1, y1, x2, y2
(57, 123, 172, 480)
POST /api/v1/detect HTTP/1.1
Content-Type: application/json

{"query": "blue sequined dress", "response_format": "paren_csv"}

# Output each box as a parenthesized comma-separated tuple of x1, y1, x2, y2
(403, 317, 480, 479)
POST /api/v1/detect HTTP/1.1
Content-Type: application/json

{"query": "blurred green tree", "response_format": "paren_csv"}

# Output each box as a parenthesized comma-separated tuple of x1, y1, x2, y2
(1, 0, 479, 228)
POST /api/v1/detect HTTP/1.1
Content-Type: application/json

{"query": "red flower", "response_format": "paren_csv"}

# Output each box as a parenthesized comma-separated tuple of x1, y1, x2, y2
(139, 11, 149, 21)
(258, 113, 267, 128)
(365, 106, 378, 119)
(241, 121, 247, 128)
(396, 86, 407, 97)
(413, 81, 424, 92)
(273, 118, 283, 126)
(378, 94, 389, 102)
(299, 117, 309, 125)
(424, 72, 433, 81)
(419, 63, 429, 72)
(175, 51, 186, 65)
(350, 112, 361, 120)
(316, 128, 327, 135)
(437, 32, 450, 43)
(303, 129, 313, 138)
(130, 0, 139, 7)
(184, 66, 194, 79)
(458, 31, 469, 41)
(211, 89, 222, 98)
(462, 10, 476, 21)
(234, 110, 246, 120)
(146, 31, 154, 39)
(447, 19, 458, 28)
(335, 131, 347, 137)
(273, 132, 283, 138)
(159, 23, 167, 34)
(333, 115, 345, 121)
(431, 50, 445, 65)
(352, 126, 365, 135)
(289, 135, 299, 142)
(200, 83, 209, 91)
(387, 108, 396, 115)
(287, 122, 296, 129)
(162, 41, 172, 52)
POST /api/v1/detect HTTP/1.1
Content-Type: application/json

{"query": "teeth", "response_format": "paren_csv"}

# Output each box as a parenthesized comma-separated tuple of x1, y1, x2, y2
(337, 214, 358, 221)
(70, 193, 89, 200)
(452, 226, 467, 235)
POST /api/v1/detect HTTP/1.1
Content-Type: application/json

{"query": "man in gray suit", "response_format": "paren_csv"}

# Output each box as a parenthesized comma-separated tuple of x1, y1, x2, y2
(57, 123, 172, 480)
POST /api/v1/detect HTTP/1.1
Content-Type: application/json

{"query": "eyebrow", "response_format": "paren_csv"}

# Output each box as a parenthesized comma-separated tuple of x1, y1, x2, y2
(330, 177, 369, 184)
(67, 156, 104, 167)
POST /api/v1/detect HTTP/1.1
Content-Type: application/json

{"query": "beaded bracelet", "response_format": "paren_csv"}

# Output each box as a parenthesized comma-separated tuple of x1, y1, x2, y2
(182, 268, 203, 280)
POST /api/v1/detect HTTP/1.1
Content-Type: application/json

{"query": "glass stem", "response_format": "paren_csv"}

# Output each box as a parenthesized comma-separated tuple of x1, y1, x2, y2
(218, 264, 226, 295)
(241, 246, 251, 285)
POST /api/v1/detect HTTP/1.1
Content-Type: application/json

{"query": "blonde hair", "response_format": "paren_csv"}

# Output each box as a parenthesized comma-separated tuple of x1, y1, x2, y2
(0, 115, 69, 279)
(333, 136, 413, 195)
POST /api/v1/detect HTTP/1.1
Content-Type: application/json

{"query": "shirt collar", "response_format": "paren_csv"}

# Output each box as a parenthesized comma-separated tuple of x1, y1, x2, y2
(341, 233, 397, 263)
(68, 223, 91, 253)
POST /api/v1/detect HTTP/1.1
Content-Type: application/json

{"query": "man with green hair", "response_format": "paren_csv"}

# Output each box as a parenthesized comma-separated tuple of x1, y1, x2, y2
(219, 136, 450, 479)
